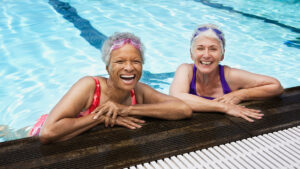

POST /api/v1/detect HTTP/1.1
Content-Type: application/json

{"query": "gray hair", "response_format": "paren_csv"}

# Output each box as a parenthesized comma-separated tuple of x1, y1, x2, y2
(190, 24, 225, 55)
(101, 32, 145, 65)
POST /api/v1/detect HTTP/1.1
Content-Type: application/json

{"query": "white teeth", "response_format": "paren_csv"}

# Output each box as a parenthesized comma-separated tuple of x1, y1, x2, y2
(201, 61, 212, 65)
(121, 75, 134, 78)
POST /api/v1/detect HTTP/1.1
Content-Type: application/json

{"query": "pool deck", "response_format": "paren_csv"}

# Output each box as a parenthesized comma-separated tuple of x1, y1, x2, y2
(1, 86, 300, 169)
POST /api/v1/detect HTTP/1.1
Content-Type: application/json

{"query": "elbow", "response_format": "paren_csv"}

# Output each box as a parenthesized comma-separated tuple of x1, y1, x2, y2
(272, 80, 284, 96)
(182, 103, 193, 119)
(277, 84, 284, 95)
(39, 128, 56, 144)
(171, 101, 192, 120)
(169, 93, 193, 119)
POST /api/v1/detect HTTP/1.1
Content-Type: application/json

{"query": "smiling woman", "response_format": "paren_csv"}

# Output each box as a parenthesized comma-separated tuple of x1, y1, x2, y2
(170, 24, 283, 122)
(31, 32, 192, 144)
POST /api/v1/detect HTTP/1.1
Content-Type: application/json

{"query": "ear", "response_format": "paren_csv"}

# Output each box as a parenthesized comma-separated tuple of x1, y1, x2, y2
(190, 49, 194, 61)
(220, 54, 224, 61)
(106, 65, 109, 73)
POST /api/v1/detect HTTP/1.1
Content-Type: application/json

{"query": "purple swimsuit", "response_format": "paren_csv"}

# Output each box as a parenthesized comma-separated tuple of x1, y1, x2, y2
(189, 65, 232, 100)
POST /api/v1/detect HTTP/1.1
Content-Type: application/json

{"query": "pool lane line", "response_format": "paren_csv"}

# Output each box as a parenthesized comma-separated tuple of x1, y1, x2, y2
(194, 0, 300, 49)
(49, 0, 107, 50)
(284, 38, 300, 49)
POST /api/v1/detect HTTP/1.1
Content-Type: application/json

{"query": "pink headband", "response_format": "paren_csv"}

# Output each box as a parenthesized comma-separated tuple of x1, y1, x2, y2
(109, 38, 141, 55)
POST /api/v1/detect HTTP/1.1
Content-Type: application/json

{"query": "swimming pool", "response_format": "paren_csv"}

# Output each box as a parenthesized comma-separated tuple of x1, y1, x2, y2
(0, 0, 299, 142)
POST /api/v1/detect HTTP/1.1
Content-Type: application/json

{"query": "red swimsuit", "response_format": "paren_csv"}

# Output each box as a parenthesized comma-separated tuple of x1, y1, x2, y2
(29, 77, 137, 136)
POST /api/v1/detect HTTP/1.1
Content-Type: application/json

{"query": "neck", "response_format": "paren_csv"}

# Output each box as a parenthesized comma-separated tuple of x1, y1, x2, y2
(106, 78, 131, 103)
(196, 67, 219, 86)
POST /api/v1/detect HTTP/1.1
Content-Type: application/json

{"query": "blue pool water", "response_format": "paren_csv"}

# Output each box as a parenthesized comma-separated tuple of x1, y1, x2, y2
(0, 0, 299, 142)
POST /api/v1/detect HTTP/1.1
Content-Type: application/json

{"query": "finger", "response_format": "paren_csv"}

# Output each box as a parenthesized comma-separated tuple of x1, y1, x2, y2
(240, 114, 254, 122)
(93, 109, 105, 120)
(243, 111, 264, 119)
(123, 119, 141, 129)
(247, 108, 262, 114)
(216, 97, 225, 102)
(116, 120, 133, 129)
(91, 106, 101, 114)
(92, 105, 109, 119)
(119, 120, 137, 129)
(105, 112, 112, 127)
(214, 97, 221, 101)
(127, 117, 145, 123)
(111, 110, 118, 127)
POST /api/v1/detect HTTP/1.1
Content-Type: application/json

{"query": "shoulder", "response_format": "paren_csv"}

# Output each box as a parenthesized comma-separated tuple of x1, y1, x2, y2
(135, 81, 151, 92)
(223, 65, 246, 79)
(76, 76, 97, 88)
(174, 63, 194, 79)
(176, 63, 194, 72)
(74, 76, 107, 91)
(134, 82, 161, 97)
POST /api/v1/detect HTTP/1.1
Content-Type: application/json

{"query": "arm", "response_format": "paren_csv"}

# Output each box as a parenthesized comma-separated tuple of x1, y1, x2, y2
(92, 82, 192, 122)
(169, 64, 262, 122)
(40, 76, 105, 144)
(127, 83, 192, 120)
(215, 67, 284, 104)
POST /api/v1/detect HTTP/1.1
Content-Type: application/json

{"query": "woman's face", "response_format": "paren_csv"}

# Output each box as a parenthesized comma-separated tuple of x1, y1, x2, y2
(191, 36, 223, 74)
(107, 44, 143, 91)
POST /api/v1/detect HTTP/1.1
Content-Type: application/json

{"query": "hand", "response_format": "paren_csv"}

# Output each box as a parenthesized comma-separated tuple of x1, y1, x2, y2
(214, 92, 244, 104)
(225, 104, 263, 122)
(115, 116, 145, 129)
(92, 101, 130, 127)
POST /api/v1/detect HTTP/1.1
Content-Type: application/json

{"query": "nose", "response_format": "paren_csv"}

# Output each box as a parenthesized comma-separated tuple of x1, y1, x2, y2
(203, 48, 209, 58)
(124, 61, 134, 72)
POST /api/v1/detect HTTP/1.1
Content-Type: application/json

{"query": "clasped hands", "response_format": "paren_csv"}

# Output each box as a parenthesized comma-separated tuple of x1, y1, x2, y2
(91, 101, 144, 129)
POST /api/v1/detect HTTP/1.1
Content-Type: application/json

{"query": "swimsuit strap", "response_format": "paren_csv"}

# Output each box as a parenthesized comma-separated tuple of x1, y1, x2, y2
(130, 89, 137, 105)
(87, 77, 101, 113)
(189, 65, 197, 95)
(219, 65, 232, 94)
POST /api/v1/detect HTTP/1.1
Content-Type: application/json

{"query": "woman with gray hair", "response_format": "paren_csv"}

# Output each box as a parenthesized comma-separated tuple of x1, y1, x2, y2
(31, 32, 192, 144)
(170, 24, 283, 122)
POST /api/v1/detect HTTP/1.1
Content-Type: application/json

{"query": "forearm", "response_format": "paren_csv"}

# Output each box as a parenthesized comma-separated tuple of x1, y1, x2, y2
(40, 114, 104, 144)
(127, 100, 192, 120)
(172, 93, 227, 113)
(235, 84, 283, 101)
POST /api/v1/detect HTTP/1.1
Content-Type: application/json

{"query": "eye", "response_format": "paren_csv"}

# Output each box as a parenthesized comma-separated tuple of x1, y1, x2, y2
(197, 47, 204, 50)
(114, 60, 124, 64)
(133, 60, 142, 64)
(209, 46, 218, 51)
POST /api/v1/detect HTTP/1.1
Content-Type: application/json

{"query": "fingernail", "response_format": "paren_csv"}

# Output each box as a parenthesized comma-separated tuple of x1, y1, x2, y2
(93, 116, 97, 119)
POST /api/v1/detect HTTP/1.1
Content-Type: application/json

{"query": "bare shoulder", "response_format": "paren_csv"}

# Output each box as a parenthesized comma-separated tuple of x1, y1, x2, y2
(174, 63, 194, 81)
(177, 63, 194, 73)
(135, 81, 152, 93)
(75, 76, 97, 89)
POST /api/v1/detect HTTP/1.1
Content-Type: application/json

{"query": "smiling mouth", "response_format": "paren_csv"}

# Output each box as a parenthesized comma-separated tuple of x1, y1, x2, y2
(120, 75, 136, 81)
(200, 61, 212, 65)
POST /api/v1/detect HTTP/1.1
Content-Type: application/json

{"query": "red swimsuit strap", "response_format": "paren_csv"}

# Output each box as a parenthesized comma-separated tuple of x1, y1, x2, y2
(88, 77, 101, 113)
(130, 89, 137, 105)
